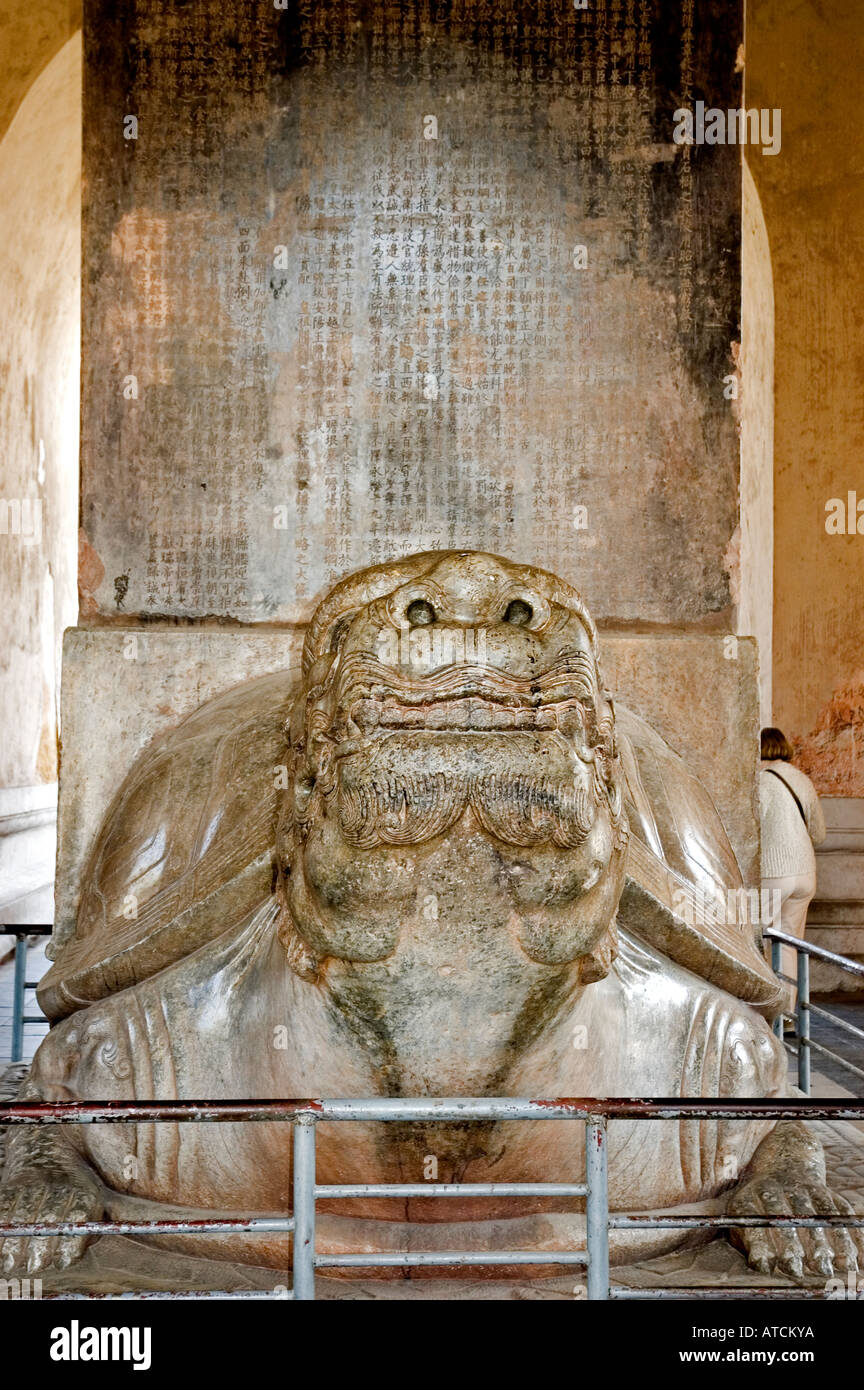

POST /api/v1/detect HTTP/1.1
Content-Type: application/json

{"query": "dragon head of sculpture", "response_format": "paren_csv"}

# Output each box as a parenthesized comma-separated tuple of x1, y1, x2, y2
(276, 551, 628, 1000)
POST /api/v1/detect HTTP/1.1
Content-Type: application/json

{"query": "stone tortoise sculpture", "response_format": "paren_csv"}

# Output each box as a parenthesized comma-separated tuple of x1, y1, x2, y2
(2, 550, 861, 1284)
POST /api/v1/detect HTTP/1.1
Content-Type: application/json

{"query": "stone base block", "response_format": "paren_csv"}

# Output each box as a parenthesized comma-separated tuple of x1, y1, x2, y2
(55, 626, 759, 945)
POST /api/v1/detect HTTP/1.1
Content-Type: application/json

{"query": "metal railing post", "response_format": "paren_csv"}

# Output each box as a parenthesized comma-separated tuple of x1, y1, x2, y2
(585, 1115, 609, 1301)
(770, 936, 784, 1039)
(292, 1113, 317, 1301)
(11, 935, 27, 1063)
(0, 1095, 864, 1298)
(797, 947, 811, 1095)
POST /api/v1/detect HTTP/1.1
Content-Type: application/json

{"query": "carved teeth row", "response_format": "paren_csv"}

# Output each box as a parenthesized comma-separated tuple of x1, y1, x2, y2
(351, 698, 567, 732)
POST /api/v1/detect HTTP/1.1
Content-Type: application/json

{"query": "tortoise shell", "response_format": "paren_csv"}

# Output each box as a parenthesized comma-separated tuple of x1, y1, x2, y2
(39, 671, 297, 1020)
(39, 675, 782, 1020)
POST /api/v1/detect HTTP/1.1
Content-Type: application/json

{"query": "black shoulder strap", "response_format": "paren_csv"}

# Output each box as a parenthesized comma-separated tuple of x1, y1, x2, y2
(764, 767, 806, 824)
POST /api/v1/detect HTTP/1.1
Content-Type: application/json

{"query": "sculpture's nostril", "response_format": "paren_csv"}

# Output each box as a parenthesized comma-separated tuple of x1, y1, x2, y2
(503, 598, 533, 626)
(406, 598, 436, 626)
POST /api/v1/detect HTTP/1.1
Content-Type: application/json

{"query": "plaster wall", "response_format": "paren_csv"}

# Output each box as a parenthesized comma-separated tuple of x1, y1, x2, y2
(0, 0, 80, 145)
(747, 0, 864, 793)
(0, 33, 81, 791)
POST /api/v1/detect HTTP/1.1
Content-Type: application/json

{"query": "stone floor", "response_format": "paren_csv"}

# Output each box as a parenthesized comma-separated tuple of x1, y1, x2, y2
(804, 1000, 864, 1092)
(0, 1235, 798, 1299)
(5, 1132, 862, 1300)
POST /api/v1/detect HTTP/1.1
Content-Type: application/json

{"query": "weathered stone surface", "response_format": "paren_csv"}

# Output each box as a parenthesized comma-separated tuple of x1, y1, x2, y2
(80, 0, 742, 627)
(54, 626, 304, 945)
(3, 552, 850, 1286)
(793, 674, 864, 798)
(55, 626, 759, 949)
(600, 634, 760, 885)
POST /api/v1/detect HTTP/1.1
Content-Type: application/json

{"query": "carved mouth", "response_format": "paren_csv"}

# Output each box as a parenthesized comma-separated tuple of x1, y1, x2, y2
(328, 651, 601, 742)
(350, 693, 589, 735)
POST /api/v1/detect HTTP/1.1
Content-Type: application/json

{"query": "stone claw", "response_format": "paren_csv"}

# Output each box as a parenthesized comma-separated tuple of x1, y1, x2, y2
(729, 1173, 862, 1284)
(0, 1172, 103, 1276)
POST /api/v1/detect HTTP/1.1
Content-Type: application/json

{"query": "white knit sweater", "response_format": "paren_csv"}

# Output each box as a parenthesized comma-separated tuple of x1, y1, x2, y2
(759, 760, 826, 879)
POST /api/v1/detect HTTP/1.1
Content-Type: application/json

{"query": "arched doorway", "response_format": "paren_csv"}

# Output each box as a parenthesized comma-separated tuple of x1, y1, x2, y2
(0, 31, 81, 924)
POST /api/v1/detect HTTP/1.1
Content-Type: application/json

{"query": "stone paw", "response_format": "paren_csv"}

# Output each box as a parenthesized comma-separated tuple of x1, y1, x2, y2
(0, 1169, 104, 1276)
(728, 1173, 864, 1283)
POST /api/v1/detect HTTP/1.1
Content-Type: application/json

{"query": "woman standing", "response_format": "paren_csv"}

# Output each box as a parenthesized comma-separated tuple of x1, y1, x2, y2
(760, 727, 826, 988)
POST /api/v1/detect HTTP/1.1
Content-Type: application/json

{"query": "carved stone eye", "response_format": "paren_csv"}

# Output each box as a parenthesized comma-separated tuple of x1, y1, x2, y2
(406, 599, 436, 626)
(503, 599, 533, 626)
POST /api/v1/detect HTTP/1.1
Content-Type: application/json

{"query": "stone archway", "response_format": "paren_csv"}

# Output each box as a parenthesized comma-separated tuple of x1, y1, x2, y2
(0, 31, 81, 921)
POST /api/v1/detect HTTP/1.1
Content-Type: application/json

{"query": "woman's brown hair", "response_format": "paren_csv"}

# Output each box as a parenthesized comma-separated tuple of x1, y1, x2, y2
(761, 727, 794, 762)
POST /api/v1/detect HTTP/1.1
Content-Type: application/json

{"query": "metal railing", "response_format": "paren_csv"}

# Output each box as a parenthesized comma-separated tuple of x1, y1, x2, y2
(2, 1095, 864, 1300)
(766, 927, 864, 1095)
(2, 925, 51, 1063)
